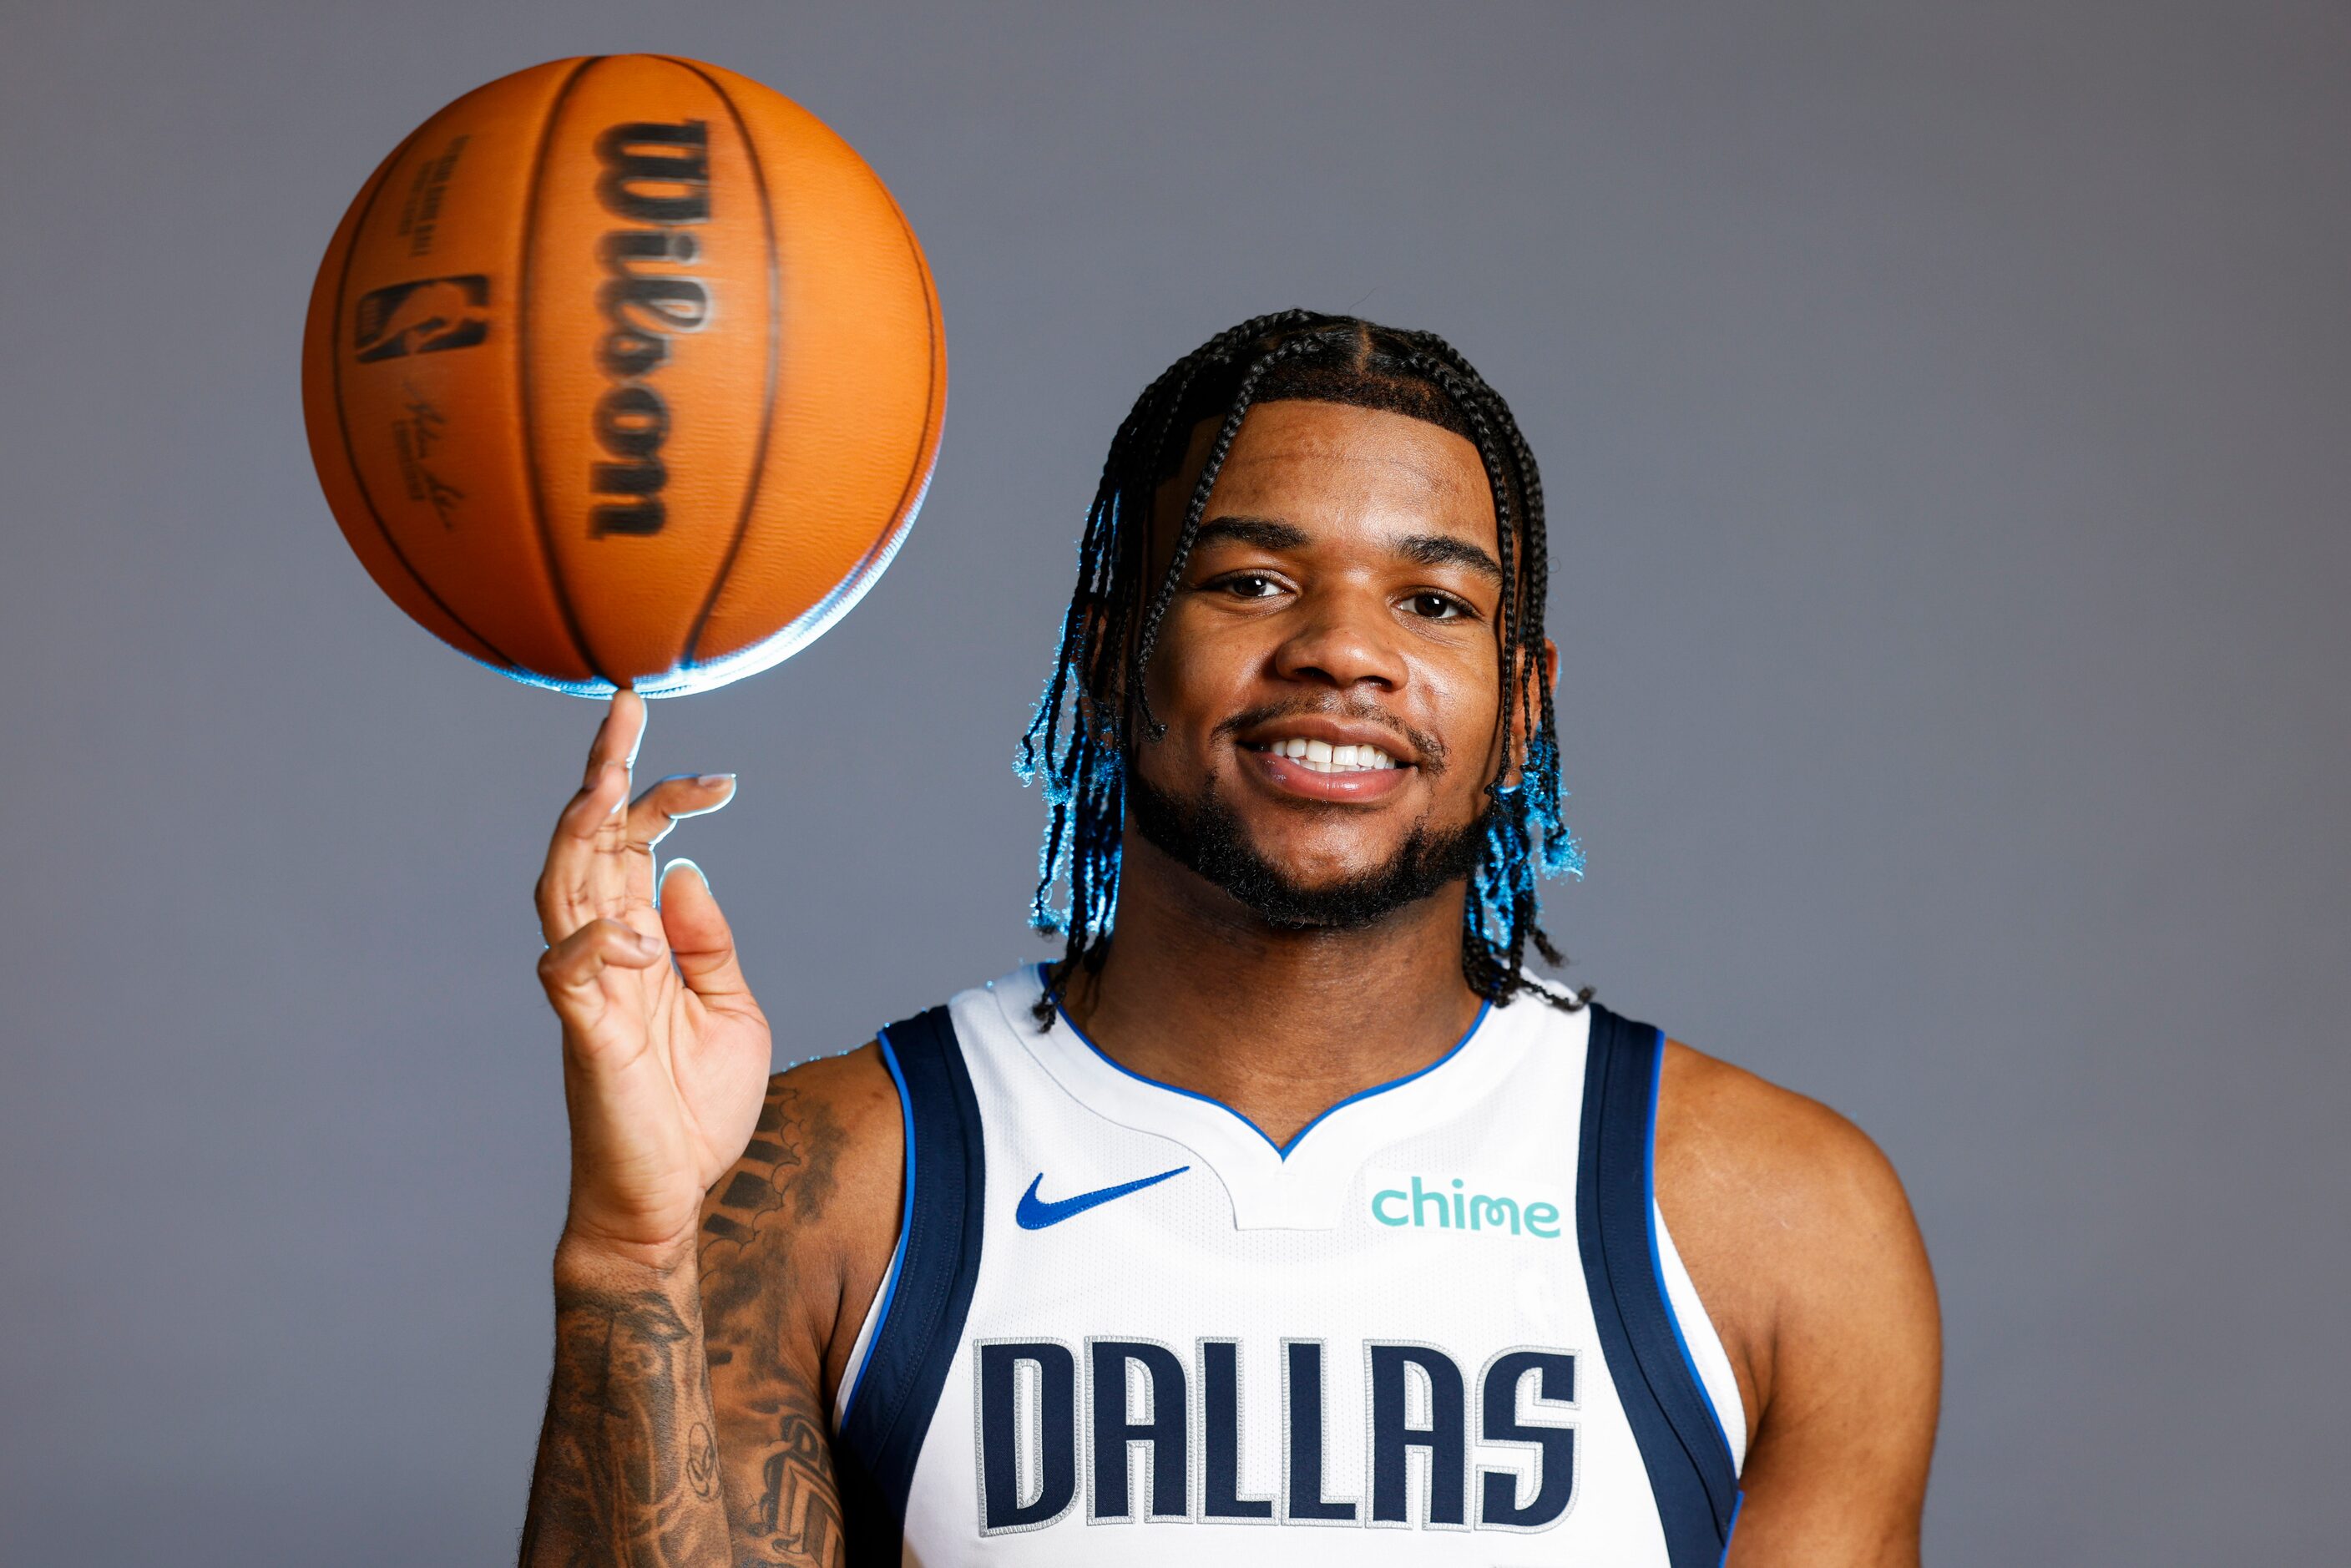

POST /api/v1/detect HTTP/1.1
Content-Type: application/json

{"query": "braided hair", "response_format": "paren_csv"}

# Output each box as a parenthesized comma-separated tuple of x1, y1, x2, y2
(1016, 311, 1586, 1023)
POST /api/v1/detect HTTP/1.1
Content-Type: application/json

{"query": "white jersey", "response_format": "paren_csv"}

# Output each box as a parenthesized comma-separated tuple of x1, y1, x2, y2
(829, 963, 1745, 1566)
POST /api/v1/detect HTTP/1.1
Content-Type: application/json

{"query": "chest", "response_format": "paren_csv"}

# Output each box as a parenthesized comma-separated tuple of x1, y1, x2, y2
(911, 1160, 1662, 1562)
(832, 974, 1742, 1568)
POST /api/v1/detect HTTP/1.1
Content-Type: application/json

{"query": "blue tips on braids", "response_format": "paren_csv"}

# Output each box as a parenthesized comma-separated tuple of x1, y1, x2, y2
(1020, 660, 1125, 944)
(1464, 733, 1583, 974)
(1520, 734, 1585, 878)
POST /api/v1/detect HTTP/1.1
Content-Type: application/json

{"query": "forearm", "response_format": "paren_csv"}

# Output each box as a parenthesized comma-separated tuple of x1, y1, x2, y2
(519, 1238, 729, 1568)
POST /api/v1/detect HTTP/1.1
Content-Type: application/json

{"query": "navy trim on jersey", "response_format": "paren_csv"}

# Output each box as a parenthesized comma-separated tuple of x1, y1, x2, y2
(1575, 1004, 1742, 1566)
(1042, 962, 1492, 1159)
(837, 1036, 917, 1423)
(1642, 1042, 1742, 1471)
(836, 1005, 988, 1567)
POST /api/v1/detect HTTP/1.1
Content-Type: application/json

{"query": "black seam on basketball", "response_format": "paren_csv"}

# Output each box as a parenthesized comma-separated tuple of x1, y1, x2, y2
(328, 123, 521, 670)
(739, 141, 943, 667)
(516, 55, 618, 689)
(665, 58, 783, 670)
(867, 190, 945, 587)
(811, 185, 946, 627)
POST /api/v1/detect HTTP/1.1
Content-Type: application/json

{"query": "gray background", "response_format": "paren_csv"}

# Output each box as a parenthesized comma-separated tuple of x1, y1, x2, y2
(3, 3, 2343, 1561)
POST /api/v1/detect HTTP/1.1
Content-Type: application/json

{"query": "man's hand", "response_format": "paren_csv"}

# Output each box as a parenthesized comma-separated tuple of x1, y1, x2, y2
(534, 689, 771, 1267)
(521, 690, 827, 1567)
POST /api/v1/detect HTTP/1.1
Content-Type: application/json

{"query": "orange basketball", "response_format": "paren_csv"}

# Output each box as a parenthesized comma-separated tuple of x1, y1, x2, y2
(301, 55, 946, 695)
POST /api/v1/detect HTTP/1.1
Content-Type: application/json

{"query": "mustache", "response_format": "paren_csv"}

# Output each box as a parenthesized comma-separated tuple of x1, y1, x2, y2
(1210, 698, 1449, 771)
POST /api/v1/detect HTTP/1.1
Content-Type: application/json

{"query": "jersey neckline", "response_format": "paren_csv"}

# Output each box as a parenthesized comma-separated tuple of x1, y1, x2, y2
(1038, 960, 1492, 1161)
(993, 961, 1544, 1230)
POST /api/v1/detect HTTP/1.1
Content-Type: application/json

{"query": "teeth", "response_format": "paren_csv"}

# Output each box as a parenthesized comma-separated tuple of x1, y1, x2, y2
(1260, 736, 1401, 773)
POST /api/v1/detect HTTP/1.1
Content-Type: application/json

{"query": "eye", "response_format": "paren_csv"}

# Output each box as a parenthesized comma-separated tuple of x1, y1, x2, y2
(1403, 591, 1470, 621)
(1217, 573, 1283, 599)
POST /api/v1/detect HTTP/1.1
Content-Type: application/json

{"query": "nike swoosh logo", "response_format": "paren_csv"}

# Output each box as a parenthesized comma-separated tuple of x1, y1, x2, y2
(1015, 1166, 1190, 1231)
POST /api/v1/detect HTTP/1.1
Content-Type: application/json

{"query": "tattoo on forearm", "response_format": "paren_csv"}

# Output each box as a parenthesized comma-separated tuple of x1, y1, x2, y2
(700, 1080, 852, 1567)
(522, 1280, 733, 1567)
(523, 1080, 854, 1568)
(686, 1423, 719, 1501)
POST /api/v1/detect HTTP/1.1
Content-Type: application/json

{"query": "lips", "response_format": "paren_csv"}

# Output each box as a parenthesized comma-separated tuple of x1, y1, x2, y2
(1237, 726, 1417, 802)
(1255, 735, 1400, 773)
(1232, 714, 1422, 769)
(1241, 745, 1415, 802)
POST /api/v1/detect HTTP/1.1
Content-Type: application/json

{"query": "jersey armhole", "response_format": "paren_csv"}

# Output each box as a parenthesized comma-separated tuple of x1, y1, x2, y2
(1579, 1002, 1743, 1565)
(833, 1031, 915, 1429)
(830, 1004, 988, 1566)
(1652, 1201, 1747, 1474)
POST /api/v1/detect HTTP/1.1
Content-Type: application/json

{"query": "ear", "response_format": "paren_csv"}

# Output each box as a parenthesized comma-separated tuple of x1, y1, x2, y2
(1075, 602, 1113, 693)
(1494, 638, 1561, 789)
(1516, 638, 1560, 731)
(1074, 602, 1143, 735)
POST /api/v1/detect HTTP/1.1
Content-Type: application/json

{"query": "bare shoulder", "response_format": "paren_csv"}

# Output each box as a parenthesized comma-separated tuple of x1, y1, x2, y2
(1656, 1036, 1940, 1559)
(1656, 1039, 1921, 1267)
(695, 1042, 905, 1401)
(1656, 1036, 1935, 1361)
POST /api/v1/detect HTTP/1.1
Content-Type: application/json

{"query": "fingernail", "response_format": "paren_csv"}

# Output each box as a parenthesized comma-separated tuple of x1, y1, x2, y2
(696, 773, 736, 790)
(666, 857, 710, 892)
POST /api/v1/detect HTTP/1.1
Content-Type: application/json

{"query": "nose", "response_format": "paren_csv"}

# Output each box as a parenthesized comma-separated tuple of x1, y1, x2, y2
(1270, 589, 1408, 692)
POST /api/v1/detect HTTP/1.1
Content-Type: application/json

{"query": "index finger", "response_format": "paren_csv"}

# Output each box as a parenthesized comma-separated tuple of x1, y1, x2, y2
(580, 687, 648, 787)
(536, 688, 649, 943)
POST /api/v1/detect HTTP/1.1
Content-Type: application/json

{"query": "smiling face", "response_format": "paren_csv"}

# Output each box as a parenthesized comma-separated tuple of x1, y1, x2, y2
(1125, 398, 1545, 924)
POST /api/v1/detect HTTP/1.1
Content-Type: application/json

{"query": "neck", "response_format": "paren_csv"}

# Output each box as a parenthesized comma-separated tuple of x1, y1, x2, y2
(1059, 833, 1487, 1148)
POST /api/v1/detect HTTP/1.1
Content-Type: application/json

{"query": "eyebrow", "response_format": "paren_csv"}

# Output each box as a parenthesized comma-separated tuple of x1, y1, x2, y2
(1193, 515, 1505, 584)
(1392, 531, 1504, 584)
(1191, 516, 1310, 553)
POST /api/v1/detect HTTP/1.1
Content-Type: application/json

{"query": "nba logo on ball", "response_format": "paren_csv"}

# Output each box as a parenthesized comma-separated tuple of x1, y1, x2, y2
(353, 276, 492, 362)
(301, 55, 947, 696)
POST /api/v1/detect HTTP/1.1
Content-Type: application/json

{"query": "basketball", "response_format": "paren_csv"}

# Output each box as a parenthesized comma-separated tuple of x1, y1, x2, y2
(301, 55, 946, 696)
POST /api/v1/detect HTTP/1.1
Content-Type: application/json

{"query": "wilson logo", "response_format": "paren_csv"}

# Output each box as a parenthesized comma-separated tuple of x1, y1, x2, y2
(588, 119, 713, 538)
(1370, 1175, 1564, 1239)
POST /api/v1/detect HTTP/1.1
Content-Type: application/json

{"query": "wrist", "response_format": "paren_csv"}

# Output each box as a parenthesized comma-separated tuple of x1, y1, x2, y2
(552, 1223, 698, 1289)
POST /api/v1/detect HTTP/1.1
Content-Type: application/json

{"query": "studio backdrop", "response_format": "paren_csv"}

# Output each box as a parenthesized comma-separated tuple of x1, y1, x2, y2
(2, 3, 2343, 1564)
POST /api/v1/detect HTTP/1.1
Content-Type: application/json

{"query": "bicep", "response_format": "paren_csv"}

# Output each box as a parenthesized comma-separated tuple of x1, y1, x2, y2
(1727, 1133, 1941, 1566)
(695, 1050, 902, 1567)
(706, 1355, 842, 1568)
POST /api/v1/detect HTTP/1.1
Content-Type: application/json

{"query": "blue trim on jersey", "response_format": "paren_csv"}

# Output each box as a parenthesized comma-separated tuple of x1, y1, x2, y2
(837, 1029, 918, 1424)
(1040, 962, 1491, 1159)
(835, 1004, 988, 1568)
(1642, 1041, 1742, 1468)
(1575, 1004, 1741, 1567)
(1717, 1490, 1746, 1565)
(1283, 1002, 1489, 1152)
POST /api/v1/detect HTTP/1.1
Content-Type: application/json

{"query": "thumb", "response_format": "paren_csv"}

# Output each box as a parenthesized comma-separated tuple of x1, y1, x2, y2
(658, 859, 753, 1009)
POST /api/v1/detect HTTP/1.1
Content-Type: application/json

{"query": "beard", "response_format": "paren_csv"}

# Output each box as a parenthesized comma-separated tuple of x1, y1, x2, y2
(1127, 762, 1487, 931)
